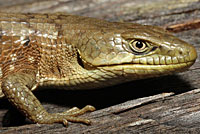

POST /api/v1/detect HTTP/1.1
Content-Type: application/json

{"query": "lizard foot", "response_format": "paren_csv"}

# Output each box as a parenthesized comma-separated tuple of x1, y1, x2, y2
(43, 105, 96, 126)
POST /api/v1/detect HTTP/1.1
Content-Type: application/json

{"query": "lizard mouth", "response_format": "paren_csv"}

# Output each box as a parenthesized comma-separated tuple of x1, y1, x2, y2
(99, 61, 194, 70)
(76, 52, 196, 81)
(77, 53, 195, 72)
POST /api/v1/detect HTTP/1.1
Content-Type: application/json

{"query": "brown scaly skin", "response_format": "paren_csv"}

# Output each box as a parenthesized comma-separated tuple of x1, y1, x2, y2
(0, 13, 197, 126)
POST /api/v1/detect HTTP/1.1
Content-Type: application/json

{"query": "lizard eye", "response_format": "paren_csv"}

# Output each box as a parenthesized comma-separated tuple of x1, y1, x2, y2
(129, 40, 148, 53)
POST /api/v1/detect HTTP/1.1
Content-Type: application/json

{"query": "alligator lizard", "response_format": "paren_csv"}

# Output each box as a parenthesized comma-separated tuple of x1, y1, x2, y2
(0, 13, 197, 126)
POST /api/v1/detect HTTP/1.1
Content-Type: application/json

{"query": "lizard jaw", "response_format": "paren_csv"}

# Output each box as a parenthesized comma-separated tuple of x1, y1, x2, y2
(97, 61, 194, 79)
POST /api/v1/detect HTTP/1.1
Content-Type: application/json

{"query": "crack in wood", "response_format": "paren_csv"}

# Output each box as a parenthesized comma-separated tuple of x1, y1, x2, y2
(165, 19, 200, 33)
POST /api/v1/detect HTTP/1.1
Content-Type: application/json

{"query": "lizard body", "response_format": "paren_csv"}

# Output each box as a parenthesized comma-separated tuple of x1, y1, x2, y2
(0, 13, 197, 126)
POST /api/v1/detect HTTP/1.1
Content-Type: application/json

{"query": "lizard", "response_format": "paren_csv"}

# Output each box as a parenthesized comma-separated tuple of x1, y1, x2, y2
(0, 12, 197, 126)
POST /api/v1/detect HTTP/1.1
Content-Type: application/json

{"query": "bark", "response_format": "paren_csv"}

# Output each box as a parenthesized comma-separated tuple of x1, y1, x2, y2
(0, 0, 200, 133)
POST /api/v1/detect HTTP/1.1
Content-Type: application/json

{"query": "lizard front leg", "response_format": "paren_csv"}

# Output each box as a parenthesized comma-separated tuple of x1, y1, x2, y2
(1, 70, 95, 126)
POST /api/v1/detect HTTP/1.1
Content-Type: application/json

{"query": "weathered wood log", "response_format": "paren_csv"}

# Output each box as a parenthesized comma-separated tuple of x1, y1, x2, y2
(0, 0, 200, 133)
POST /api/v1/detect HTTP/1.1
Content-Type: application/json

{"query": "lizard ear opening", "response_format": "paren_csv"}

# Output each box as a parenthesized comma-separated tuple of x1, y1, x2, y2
(77, 51, 85, 68)
(76, 51, 96, 70)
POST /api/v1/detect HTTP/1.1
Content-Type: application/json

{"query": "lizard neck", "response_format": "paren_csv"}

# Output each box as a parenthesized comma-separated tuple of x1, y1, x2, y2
(36, 41, 120, 90)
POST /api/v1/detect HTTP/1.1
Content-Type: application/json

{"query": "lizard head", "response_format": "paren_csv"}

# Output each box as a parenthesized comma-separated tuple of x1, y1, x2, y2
(75, 23, 197, 87)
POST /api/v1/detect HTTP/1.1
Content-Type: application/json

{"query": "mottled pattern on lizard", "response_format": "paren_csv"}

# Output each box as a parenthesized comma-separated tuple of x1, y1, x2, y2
(0, 13, 197, 126)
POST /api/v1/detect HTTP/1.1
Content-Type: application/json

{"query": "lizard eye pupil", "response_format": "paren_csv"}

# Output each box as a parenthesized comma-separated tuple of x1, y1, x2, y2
(135, 41, 144, 49)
